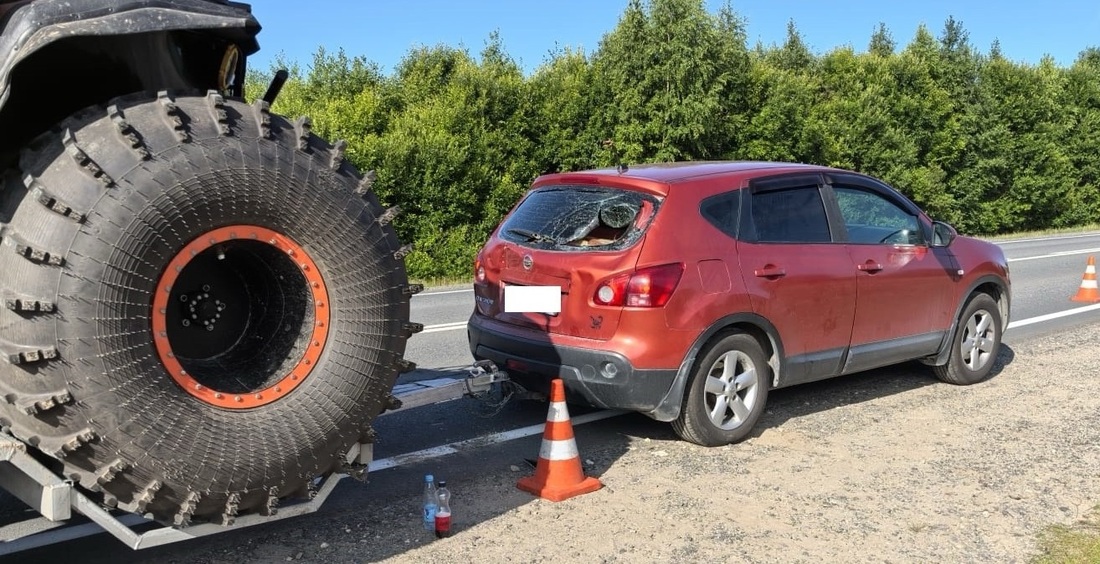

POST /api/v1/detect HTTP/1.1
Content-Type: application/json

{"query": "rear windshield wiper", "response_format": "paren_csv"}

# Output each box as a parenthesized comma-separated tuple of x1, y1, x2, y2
(507, 228, 558, 244)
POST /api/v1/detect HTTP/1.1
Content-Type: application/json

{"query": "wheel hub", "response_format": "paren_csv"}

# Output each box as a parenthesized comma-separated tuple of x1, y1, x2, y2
(151, 225, 329, 409)
(179, 285, 227, 331)
(705, 350, 758, 430)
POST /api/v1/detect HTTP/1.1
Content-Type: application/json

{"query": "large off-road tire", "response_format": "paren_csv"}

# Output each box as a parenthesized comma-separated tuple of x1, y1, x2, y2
(933, 293, 1002, 385)
(672, 332, 769, 447)
(0, 91, 420, 524)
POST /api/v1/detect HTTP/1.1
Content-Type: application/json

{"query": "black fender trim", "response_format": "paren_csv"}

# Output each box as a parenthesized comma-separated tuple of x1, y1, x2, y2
(643, 312, 785, 422)
(927, 274, 1011, 366)
(0, 0, 259, 112)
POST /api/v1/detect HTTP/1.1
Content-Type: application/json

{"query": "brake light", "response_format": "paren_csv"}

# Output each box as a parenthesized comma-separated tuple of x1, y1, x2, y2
(594, 263, 684, 307)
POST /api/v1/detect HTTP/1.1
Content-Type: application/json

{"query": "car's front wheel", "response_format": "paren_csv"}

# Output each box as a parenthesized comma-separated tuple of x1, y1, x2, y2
(672, 332, 770, 446)
(934, 293, 1003, 385)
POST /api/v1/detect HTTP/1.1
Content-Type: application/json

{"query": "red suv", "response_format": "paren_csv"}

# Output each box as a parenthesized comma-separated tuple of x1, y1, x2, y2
(468, 162, 1010, 446)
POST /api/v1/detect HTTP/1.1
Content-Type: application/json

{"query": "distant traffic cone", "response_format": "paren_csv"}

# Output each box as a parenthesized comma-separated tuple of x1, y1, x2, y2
(516, 379, 602, 502)
(1071, 256, 1100, 303)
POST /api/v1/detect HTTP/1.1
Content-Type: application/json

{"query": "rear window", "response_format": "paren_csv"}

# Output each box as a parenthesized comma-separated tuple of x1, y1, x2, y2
(497, 186, 659, 251)
(750, 186, 831, 243)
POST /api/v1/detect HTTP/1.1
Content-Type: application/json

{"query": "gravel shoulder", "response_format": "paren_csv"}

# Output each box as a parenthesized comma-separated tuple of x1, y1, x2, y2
(17, 323, 1100, 563)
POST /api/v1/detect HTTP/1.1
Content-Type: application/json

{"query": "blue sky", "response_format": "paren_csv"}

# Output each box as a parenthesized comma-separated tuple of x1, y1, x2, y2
(248, 1, 1098, 75)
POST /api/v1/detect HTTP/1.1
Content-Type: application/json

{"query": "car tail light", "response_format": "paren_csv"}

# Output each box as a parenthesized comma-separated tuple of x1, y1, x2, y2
(474, 258, 486, 283)
(594, 263, 684, 307)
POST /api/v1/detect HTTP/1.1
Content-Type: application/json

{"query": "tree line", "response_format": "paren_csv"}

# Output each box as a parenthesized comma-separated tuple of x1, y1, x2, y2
(246, 0, 1100, 280)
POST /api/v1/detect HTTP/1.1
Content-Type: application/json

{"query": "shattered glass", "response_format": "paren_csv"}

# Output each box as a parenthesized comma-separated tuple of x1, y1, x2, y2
(498, 186, 660, 251)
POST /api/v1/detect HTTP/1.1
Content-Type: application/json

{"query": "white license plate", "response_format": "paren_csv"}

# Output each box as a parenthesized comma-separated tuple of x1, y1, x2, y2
(503, 285, 561, 314)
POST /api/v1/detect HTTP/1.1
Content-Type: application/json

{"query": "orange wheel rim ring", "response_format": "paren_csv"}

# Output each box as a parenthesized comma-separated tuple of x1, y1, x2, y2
(151, 225, 329, 409)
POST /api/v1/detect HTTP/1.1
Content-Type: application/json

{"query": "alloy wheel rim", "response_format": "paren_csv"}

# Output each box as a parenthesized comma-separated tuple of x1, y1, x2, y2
(960, 308, 996, 372)
(703, 350, 759, 430)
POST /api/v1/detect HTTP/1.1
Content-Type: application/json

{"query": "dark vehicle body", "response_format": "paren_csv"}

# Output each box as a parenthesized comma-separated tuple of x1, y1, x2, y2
(0, 0, 415, 525)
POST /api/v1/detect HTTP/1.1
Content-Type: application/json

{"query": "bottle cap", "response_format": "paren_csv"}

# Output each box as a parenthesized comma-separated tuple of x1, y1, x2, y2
(425, 474, 434, 482)
(438, 481, 447, 487)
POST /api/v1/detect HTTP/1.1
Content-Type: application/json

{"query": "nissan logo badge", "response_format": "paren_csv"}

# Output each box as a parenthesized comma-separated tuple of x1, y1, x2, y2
(522, 254, 533, 271)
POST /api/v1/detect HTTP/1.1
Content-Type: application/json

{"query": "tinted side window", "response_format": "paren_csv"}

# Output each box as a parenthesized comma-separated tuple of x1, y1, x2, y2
(750, 186, 831, 243)
(834, 186, 922, 245)
(700, 191, 741, 238)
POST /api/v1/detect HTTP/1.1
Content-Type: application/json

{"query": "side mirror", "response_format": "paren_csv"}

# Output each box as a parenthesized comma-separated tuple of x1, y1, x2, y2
(931, 221, 957, 248)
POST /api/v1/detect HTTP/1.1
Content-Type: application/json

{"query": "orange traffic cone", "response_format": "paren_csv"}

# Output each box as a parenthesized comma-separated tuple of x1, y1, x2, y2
(516, 379, 602, 502)
(1071, 256, 1100, 303)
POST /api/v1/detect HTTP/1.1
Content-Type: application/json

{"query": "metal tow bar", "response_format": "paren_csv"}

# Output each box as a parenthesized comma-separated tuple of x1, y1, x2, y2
(0, 362, 511, 555)
(382, 360, 510, 413)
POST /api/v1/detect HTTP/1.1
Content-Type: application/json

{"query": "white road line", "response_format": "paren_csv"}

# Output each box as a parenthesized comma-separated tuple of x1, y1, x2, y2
(416, 288, 474, 297)
(367, 410, 627, 472)
(421, 321, 468, 334)
(1007, 247, 1100, 263)
(1006, 303, 1100, 329)
(376, 304, 1100, 474)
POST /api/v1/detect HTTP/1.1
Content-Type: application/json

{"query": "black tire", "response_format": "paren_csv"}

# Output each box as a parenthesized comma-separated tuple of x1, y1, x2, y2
(0, 91, 420, 524)
(933, 293, 1002, 385)
(672, 333, 770, 447)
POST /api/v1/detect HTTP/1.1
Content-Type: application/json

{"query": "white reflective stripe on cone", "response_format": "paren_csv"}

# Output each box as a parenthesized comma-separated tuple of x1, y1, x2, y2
(546, 401, 570, 422)
(1087, 265, 1096, 274)
(539, 438, 580, 461)
(1083, 280, 1098, 289)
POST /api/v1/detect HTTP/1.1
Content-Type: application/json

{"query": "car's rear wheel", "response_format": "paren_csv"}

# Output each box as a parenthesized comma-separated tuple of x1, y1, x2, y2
(672, 333, 769, 446)
(934, 293, 1002, 385)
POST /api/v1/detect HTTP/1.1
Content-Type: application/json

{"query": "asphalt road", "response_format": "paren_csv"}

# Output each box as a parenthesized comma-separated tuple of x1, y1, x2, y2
(6, 231, 1100, 562)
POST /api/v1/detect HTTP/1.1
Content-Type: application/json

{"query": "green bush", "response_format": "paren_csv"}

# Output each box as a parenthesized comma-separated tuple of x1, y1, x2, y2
(249, 0, 1100, 279)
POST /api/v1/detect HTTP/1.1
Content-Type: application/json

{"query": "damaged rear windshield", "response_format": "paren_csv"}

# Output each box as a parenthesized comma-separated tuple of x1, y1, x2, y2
(498, 186, 660, 251)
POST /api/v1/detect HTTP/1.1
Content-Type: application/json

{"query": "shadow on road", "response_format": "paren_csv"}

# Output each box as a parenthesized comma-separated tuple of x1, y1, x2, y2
(7, 366, 635, 564)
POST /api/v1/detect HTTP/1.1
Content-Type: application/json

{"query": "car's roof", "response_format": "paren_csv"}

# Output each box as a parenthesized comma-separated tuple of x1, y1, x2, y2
(534, 161, 832, 193)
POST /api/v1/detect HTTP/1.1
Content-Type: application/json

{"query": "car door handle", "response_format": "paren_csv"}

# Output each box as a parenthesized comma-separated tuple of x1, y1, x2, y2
(857, 261, 883, 273)
(753, 266, 786, 279)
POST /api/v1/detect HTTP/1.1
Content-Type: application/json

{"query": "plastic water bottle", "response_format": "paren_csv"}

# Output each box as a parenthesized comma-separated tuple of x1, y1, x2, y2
(434, 481, 452, 538)
(422, 474, 437, 531)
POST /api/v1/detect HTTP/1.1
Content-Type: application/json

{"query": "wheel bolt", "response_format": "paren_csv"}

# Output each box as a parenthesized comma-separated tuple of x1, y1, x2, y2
(181, 319, 191, 327)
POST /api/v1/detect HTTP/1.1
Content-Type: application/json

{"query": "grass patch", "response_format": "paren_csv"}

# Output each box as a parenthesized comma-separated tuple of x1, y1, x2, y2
(1034, 506, 1100, 564)
(983, 224, 1100, 241)
(410, 276, 472, 291)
